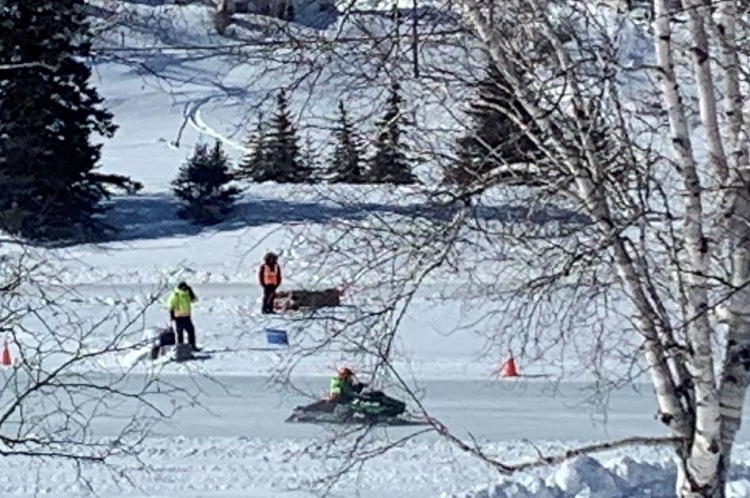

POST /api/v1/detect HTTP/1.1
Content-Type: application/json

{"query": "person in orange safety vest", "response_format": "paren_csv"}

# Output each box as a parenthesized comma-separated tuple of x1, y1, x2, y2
(259, 252, 282, 314)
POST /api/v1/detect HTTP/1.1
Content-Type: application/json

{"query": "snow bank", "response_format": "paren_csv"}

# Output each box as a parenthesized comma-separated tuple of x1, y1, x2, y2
(451, 455, 750, 498)
(5, 434, 750, 498)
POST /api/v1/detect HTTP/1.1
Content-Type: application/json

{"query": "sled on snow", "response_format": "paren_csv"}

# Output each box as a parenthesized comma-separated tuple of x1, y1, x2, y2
(273, 287, 343, 312)
(122, 327, 212, 368)
(152, 343, 212, 363)
(121, 342, 212, 368)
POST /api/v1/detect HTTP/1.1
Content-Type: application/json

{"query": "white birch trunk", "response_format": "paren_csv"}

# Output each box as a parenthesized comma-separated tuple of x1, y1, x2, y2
(715, 0, 750, 485)
(681, 0, 728, 182)
(459, 0, 691, 436)
(653, 0, 724, 495)
(218, 0, 236, 15)
(459, 1, 750, 495)
(526, 0, 696, 437)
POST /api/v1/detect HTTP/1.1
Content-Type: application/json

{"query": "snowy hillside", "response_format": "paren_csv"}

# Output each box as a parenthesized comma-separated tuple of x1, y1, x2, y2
(88, 0, 468, 190)
(2, 1, 750, 497)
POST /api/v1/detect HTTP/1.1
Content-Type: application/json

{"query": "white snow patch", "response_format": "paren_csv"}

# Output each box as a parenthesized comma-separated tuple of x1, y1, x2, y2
(455, 454, 750, 498)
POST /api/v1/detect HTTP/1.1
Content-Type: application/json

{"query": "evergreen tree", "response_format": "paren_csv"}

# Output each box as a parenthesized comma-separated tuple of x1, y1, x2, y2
(327, 101, 366, 184)
(301, 133, 322, 182)
(172, 141, 240, 226)
(0, 0, 140, 243)
(369, 82, 416, 185)
(235, 113, 272, 182)
(265, 90, 312, 183)
(446, 62, 542, 188)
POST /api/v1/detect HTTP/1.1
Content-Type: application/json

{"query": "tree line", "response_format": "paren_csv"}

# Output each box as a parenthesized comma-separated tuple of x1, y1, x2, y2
(0, 0, 545, 240)
(234, 83, 416, 185)
(172, 67, 557, 226)
(173, 83, 421, 225)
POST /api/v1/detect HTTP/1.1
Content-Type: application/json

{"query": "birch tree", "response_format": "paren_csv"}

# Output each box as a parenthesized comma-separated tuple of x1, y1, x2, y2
(283, 1, 750, 496)
(448, 0, 749, 494)
(455, 4, 749, 494)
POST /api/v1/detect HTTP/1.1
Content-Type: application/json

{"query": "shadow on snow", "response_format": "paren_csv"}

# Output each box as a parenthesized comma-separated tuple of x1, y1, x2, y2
(100, 193, 591, 243)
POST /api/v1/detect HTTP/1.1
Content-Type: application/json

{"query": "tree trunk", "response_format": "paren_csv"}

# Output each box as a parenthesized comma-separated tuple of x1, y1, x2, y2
(218, 0, 236, 15)
(676, 450, 727, 498)
(457, 1, 748, 495)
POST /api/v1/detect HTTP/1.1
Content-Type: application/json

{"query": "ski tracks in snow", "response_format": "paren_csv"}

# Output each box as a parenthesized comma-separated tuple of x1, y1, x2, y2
(174, 95, 250, 153)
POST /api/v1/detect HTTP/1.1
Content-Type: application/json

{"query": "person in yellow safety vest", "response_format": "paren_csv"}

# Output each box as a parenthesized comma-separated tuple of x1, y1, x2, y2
(258, 252, 282, 314)
(329, 367, 366, 403)
(167, 281, 200, 352)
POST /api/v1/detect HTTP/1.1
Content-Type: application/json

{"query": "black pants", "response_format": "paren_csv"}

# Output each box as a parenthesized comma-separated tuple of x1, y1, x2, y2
(262, 285, 277, 313)
(174, 316, 196, 347)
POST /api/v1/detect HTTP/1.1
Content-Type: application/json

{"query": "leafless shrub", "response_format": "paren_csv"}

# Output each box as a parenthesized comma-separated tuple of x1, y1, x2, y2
(0, 244, 198, 492)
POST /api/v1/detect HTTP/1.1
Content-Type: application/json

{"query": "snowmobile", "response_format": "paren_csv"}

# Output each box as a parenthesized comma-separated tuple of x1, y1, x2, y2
(285, 389, 429, 426)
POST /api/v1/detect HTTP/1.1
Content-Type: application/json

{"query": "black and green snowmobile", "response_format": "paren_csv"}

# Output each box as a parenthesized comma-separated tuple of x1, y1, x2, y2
(285, 389, 427, 426)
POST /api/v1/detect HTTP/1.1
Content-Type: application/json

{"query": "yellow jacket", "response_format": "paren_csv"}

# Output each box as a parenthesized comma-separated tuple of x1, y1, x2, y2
(168, 288, 193, 317)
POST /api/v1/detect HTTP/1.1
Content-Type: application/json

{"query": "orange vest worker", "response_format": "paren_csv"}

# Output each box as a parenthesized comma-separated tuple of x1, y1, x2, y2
(260, 252, 282, 314)
(261, 264, 280, 286)
(259, 252, 282, 288)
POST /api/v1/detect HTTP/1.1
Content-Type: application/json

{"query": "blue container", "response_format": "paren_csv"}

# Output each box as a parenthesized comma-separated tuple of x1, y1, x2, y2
(265, 328, 289, 346)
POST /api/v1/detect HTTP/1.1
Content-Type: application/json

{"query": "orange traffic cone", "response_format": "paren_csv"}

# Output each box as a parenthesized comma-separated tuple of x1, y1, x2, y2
(500, 351, 519, 378)
(1, 340, 12, 366)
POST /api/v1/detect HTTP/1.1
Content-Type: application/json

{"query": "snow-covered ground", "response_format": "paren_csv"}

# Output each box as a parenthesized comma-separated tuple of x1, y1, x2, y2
(3, 1, 749, 497)
(4, 374, 750, 498)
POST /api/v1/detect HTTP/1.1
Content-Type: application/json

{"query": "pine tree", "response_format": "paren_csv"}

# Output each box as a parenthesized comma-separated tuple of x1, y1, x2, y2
(369, 82, 416, 185)
(301, 133, 321, 182)
(327, 101, 366, 184)
(172, 141, 240, 226)
(265, 90, 312, 183)
(446, 62, 542, 188)
(235, 114, 272, 182)
(0, 0, 141, 243)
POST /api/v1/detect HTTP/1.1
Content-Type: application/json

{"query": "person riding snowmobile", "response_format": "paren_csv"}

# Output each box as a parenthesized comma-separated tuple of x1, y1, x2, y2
(284, 368, 411, 424)
(329, 367, 366, 403)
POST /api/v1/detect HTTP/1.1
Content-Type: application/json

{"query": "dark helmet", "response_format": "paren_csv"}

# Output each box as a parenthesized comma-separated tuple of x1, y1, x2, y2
(264, 252, 278, 263)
